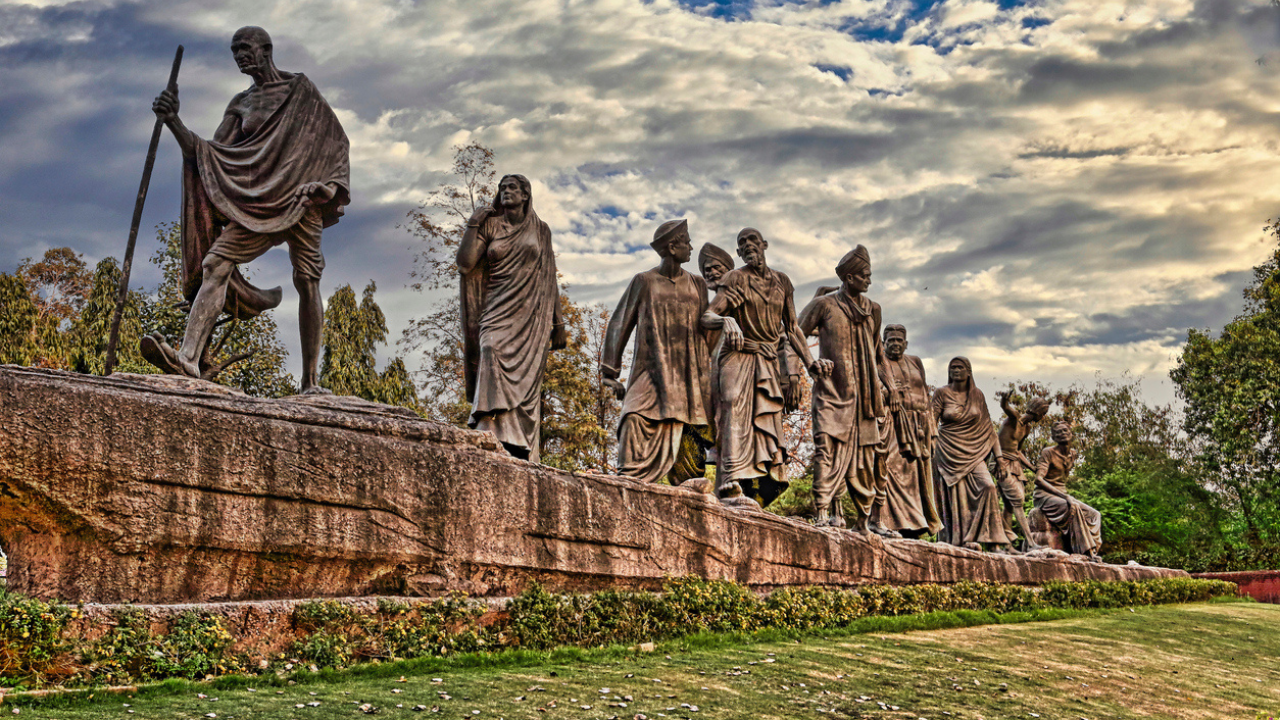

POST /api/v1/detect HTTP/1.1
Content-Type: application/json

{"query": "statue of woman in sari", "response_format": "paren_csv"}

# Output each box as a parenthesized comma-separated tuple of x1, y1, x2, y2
(457, 174, 569, 462)
(931, 356, 1015, 553)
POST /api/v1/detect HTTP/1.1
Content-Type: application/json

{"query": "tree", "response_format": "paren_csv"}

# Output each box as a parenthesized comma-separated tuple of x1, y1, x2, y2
(579, 303, 623, 471)
(17, 248, 91, 330)
(400, 142, 496, 424)
(67, 257, 152, 375)
(0, 273, 41, 366)
(144, 223, 295, 397)
(540, 297, 615, 472)
(321, 281, 421, 410)
(1171, 221, 1280, 554)
(0, 248, 95, 369)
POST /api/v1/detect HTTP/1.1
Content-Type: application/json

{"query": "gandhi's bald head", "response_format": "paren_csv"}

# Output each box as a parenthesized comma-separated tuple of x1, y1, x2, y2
(233, 26, 272, 49)
(231, 26, 278, 80)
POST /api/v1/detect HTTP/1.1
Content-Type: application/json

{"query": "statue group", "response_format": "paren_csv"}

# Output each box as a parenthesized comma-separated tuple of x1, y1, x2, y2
(144, 28, 1102, 561)
(461, 205, 1104, 559)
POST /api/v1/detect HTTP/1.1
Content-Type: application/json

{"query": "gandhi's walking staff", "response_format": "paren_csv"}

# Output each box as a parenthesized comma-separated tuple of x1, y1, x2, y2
(104, 45, 184, 376)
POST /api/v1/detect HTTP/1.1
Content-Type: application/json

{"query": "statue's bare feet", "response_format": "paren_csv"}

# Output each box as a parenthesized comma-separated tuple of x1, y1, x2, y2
(868, 520, 903, 539)
(140, 333, 201, 379)
(299, 384, 333, 396)
(718, 482, 759, 509)
(963, 542, 982, 551)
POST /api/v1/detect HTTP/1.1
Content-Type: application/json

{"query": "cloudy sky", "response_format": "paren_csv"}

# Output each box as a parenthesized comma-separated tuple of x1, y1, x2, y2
(3, 0, 1279, 405)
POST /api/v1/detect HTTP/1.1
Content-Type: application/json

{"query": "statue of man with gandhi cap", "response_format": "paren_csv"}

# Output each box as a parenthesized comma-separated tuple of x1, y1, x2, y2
(602, 220, 717, 484)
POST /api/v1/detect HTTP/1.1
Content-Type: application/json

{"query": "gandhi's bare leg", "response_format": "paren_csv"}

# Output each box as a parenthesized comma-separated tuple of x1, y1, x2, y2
(177, 254, 235, 377)
(295, 271, 328, 395)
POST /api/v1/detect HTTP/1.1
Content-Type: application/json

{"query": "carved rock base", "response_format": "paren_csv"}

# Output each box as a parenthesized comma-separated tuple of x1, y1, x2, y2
(0, 366, 1184, 604)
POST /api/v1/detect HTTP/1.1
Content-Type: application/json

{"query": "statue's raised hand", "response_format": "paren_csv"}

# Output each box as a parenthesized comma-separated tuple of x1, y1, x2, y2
(153, 87, 180, 123)
(468, 203, 497, 227)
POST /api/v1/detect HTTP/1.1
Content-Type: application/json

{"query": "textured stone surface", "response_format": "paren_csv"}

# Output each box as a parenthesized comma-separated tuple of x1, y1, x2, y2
(0, 366, 1185, 604)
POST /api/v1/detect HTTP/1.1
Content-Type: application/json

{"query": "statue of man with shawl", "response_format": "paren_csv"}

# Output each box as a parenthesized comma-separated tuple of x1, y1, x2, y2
(458, 174, 569, 463)
(932, 357, 1016, 553)
(147, 26, 350, 392)
(701, 228, 821, 509)
(797, 247, 898, 533)
(994, 391, 1050, 551)
(601, 220, 715, 484)
(877, 324, 943, 538)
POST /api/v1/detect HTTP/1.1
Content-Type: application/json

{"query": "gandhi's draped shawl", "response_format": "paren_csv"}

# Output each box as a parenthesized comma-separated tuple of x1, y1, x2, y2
(460, 199, 558, 457)
(931, 357, 998, 486)
(181, 74, 351, 318)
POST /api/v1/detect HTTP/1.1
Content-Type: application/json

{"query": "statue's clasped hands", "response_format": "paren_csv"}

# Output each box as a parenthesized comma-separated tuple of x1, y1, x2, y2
(888, 385, 903, 413)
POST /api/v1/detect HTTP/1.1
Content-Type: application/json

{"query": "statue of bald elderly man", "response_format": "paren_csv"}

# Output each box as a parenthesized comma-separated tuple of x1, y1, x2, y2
(702, 228, 821, 509)
(145, 26, 350, 391)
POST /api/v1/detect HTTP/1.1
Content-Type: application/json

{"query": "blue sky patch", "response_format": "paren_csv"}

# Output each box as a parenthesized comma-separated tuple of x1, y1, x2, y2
(814, 63, 852, 81)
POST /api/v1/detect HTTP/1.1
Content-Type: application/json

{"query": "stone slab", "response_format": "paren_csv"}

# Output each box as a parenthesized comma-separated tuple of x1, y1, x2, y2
(0, 366, 1185, 604)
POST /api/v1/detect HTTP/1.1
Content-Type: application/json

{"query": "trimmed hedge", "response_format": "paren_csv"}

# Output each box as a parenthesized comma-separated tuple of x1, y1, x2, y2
(0, 576, 1237, 690)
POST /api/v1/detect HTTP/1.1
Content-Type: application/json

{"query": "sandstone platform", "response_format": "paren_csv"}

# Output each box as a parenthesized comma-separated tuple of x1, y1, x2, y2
(0, 365, 1184, 604)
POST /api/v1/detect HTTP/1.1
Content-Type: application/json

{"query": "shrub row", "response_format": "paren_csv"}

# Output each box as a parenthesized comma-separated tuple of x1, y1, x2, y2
(0, 576, 1236, 690)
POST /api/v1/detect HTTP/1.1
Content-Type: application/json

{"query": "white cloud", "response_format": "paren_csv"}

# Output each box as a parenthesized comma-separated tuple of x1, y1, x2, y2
(2, 0, 1279, 403)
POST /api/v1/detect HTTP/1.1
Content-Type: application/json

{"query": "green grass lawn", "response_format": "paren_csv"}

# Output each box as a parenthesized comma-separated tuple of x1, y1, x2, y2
(10, 601, 1279, 720)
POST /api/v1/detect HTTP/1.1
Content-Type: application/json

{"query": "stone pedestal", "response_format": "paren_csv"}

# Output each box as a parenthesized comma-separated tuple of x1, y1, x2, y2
(0, 366, 1184, 604)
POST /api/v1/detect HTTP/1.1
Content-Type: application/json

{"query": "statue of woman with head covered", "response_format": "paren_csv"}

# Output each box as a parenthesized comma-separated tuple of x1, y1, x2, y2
(457, 174, 569, 462)
(931, 356, 1013, 552)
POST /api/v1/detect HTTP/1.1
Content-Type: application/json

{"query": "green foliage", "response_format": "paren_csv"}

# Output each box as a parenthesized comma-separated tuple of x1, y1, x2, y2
(1171, 222, 1280, 558)
(0, 588, 76, 687)
(320, 281, 421, 410)
(80, 609, 153, 685)
(540, 297, 616, 472)
(147, 612, 242, 680)
(288, 595, 487, 666)
(67, 258, 152, 375)
(1, 228, 295, 396)
(0, 272, 42, 365)
(0, 577, 1237, 689)
(997, 376, 1245, 570)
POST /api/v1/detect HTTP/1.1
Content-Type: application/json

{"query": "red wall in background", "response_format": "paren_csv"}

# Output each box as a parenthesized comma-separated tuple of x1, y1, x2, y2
(1193, 571, 1280, 604)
